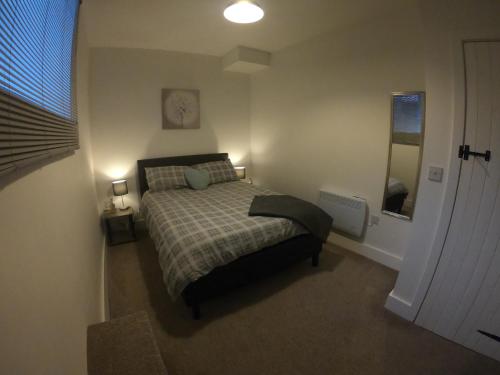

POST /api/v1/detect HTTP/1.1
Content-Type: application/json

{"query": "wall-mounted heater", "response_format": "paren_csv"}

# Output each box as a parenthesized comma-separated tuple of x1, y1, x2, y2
(318, 190, 367, 237)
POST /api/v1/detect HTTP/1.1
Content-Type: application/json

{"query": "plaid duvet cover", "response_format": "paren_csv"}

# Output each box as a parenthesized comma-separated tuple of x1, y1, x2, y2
(141, 181, 306, 299)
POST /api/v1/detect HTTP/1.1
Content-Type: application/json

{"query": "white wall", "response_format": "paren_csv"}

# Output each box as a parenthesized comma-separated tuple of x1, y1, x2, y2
(386, 0, 500, 320)
(0, 10, 105, 375)
(250, 8, 425, 270)
(89, 48, 251, 211)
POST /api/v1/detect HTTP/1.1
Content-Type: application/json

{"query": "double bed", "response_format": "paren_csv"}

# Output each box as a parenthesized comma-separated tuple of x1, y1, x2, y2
(138, 153, 323, 319)
(384, 177, 409, 214)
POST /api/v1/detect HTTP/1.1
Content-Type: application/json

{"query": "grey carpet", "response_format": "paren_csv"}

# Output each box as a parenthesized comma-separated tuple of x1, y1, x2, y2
(108, 231, 500, 375)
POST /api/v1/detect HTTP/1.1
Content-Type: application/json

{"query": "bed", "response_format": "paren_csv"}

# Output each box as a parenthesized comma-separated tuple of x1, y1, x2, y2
(137, 153, 323, 319)
(384, 177, 409, 214)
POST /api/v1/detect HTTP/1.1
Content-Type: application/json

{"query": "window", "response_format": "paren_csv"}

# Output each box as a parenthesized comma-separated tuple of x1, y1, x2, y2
(392, 93, 424, 146)
(0, 0, 80, 176)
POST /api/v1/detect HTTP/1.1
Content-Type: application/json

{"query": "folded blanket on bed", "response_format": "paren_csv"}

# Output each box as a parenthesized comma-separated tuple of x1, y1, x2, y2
(249, 195, 333, 242)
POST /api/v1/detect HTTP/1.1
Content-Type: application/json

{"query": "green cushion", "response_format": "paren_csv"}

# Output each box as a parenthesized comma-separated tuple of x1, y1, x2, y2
(184, 167, 210, 190)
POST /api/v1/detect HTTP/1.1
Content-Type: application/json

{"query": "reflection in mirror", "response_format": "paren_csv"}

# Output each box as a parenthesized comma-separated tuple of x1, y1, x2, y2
(383, 92, 425, 220)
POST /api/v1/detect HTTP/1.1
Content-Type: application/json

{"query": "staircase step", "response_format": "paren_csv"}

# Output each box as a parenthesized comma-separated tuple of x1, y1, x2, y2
(87, 311, 167, 375)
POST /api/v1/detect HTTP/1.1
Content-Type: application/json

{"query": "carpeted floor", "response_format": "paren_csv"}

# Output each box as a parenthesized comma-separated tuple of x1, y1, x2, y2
(108, 230, 500, 375)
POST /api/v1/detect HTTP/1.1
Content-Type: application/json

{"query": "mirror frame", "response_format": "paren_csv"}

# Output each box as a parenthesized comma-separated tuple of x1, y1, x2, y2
(382, 91, 426, 221)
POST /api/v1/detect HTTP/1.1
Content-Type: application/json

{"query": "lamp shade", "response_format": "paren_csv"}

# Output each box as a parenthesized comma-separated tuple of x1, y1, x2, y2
(234, 166, 246, 179)
(112, 179, 128, 196)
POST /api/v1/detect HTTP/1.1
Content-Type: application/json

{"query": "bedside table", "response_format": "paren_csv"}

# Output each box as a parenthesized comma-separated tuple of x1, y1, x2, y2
(103, 207, 136, 246)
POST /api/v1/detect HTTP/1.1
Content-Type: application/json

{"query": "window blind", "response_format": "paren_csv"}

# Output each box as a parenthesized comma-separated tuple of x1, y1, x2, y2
(0, 0, 80, 176)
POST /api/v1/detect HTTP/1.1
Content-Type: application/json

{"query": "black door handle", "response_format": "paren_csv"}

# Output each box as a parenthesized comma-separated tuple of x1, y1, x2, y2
(459, 145, 491, 161)
(478, 330, 500, 343)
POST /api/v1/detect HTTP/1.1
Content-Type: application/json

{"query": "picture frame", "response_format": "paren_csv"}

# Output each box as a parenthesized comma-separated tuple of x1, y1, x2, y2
(162, 88, 200, 129)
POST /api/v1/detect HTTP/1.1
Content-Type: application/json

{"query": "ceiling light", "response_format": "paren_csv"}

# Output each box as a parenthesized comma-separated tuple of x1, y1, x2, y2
(224, 1, 264, 24)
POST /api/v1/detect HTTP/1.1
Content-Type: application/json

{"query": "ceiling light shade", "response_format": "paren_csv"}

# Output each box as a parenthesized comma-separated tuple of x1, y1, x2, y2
(224, 1, 264, 24)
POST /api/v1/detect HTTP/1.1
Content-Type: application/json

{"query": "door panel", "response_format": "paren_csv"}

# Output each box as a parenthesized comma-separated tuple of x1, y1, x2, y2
(416, 41, 500, 361)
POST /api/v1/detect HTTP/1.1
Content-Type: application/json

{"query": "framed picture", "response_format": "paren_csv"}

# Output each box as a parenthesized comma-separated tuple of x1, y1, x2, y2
(162, 89, 200, 129)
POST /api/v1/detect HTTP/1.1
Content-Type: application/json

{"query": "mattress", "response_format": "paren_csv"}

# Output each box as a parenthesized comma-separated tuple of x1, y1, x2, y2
(141, 181, 306, 299)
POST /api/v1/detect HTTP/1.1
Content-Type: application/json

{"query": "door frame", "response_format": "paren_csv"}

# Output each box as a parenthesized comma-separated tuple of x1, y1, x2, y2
(412, 36, 500, 322)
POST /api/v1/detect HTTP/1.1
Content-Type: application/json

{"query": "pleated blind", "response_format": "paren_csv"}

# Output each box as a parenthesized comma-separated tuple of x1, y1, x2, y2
(0, 0, 80, 176)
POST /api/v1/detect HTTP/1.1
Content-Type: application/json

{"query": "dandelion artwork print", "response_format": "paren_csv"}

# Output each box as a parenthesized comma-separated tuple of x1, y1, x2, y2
(162, 89, 200, 129)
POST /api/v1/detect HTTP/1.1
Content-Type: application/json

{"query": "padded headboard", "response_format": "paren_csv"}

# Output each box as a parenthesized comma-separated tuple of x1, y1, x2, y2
(137, 153, 229, 197)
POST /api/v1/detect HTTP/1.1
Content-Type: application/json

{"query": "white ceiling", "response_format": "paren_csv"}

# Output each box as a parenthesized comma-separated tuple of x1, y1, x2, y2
(84, 0, 413, 56)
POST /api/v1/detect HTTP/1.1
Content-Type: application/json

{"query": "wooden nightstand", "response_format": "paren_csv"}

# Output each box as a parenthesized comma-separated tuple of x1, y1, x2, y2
(103, 207, 136, 246)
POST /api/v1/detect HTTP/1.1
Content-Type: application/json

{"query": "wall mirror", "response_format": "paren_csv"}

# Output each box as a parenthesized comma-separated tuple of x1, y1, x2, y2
(382, 92, 425, 220)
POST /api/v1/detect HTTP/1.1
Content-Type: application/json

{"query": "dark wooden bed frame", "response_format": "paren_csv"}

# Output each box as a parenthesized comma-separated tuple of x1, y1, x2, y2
(137, 153, 323, 319)
(384, 192, 408, 214)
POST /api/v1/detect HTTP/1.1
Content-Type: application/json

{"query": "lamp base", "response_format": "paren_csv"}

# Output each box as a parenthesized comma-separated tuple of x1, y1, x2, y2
(118, 195, 129, 211)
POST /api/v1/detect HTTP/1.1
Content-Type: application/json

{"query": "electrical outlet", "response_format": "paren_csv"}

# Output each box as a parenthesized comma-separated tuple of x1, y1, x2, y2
(428, 166, 444, 182)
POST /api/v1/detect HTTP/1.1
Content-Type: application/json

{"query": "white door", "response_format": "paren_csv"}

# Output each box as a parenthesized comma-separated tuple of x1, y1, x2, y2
(416, 41, 500, 361)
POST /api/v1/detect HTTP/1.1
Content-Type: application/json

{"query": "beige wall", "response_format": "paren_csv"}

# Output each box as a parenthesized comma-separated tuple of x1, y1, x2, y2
(250, 8, 425, 267)
(0, 11, 104, 375)
(89, 48, 251, 211)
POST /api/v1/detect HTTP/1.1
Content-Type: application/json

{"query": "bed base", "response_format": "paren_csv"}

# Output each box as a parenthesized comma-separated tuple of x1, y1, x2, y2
(182, 234, 322, 319)
(384, 192, 408, 214)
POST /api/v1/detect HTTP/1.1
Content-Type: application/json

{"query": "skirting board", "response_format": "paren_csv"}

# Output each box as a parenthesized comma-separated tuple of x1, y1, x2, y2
(101, 238, 110, 322)
(384, 290, 417, 321)
(327, 232, 402, 271)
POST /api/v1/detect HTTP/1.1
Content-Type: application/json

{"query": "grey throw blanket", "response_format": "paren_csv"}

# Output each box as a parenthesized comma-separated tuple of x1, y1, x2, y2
(249, 195, 333, 242)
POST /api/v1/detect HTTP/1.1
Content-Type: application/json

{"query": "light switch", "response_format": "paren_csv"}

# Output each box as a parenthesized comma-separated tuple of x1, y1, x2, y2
(428, 166, 444, 182)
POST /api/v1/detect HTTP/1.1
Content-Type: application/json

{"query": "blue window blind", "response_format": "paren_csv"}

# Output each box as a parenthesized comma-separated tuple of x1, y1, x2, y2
(393, 95, 423, 135)
(0, 0, 80, 176)
(392, 93, 425, 146)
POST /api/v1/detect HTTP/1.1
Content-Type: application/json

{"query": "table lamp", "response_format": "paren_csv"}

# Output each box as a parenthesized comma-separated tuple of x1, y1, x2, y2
(234, 166, 246, 180)
(112, 179, 129, 210)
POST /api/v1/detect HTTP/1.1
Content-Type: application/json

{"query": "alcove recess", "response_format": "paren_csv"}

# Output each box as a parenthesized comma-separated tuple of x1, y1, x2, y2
(222, 46, 271, 74)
